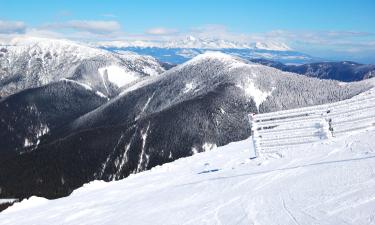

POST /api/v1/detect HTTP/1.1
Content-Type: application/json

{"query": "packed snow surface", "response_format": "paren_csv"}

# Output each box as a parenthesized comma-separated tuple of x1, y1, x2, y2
(1, 126, 375, 224)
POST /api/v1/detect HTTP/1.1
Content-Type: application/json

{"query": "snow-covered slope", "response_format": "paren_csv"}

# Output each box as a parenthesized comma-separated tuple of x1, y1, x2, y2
(1, 125, 374, 224)
(0, 79, 108, 157)
(74, 51, 374, 128)
(0, 52, 373, 201)
(0, 37, 164, 97)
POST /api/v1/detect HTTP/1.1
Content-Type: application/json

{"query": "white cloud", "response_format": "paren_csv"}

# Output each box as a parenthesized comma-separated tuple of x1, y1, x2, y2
(1, 19, 374, 61)
(263, 30, 375, 52)
(99, 25, 375, 56)
(0, 20, 27, 34)
(44, 20, 122, 34)
(145, 27, 178, 35)
(188, 24, 249, 42)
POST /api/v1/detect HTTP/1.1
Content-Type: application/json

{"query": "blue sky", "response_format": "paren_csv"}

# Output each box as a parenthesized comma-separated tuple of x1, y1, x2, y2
(0, 0, 375, 62)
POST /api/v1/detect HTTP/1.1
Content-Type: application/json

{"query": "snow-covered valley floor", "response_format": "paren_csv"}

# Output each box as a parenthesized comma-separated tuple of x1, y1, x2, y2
(1, 128, 375, 225)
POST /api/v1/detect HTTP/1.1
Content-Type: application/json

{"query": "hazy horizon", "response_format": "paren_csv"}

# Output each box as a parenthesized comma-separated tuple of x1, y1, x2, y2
(1, 0, 374, 63)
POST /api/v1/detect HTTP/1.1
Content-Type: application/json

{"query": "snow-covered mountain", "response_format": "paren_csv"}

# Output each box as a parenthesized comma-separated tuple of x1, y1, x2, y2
(96, 36, 319, 65)
(1, 125, 374, 224)
(253, 41, 291, 51)
(1, 52, 373, 201)
(0, 79, 108, 158)
(0, 37, 165, 98)
(96, 36, 292, 51)
(250, 58, 375, 82)
(103, 47, 317, 65)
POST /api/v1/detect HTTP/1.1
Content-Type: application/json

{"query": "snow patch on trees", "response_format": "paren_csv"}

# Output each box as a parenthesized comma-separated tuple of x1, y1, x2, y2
(191, 147, 199, 155)
(95, 91, 108, 99)
(183, 82, 195, 93)
(202, 142, 217, 152)
(60, 78, 93, 91)
(23, 138, 32, 147)
(23, 123, 49, 148)
(236, 80, 274, 109)
(98, 65, 140, 87)
(136, 123, 151, 173)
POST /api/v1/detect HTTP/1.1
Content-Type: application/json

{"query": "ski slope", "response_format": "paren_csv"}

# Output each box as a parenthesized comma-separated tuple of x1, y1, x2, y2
(1, 90, 375, 225)
(1, 129, 375, 224)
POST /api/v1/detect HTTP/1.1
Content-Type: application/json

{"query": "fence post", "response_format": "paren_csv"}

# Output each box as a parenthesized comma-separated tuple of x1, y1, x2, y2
(249, 113, 258, 159)
(323, 109, 334, 138)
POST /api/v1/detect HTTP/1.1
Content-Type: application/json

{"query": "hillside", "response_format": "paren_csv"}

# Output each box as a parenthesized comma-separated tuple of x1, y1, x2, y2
(1, 125, 374, 224)
(0, 79, 108, 158)
(0, 37, 164, 98)
(0, 52, 373, 200)
(250, 58, 375, 82)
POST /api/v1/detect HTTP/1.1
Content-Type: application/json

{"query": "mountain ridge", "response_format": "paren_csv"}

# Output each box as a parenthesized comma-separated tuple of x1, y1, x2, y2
(250, 58, 375, 82)
(95, 36, 292, 51)
(1, 52, 373, 200)
(0, 37, 165, 98)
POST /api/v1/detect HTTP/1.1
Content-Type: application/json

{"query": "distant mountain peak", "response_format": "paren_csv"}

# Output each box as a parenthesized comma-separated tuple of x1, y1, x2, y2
(9, 36, 78, 46)
(95, 36, 292, 51)
(0, 36, 165, 97)
(254, 41, 292, 51)
(182, 51, 248, 67)
(186, 35, 197, 41)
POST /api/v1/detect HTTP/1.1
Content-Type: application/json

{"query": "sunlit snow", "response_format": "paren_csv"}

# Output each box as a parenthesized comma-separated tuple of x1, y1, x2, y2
(236, 81, 273, 109)
(98, 65, 140, 87)
(2, 127, 375, 225)
(183, 82, 195, 93)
